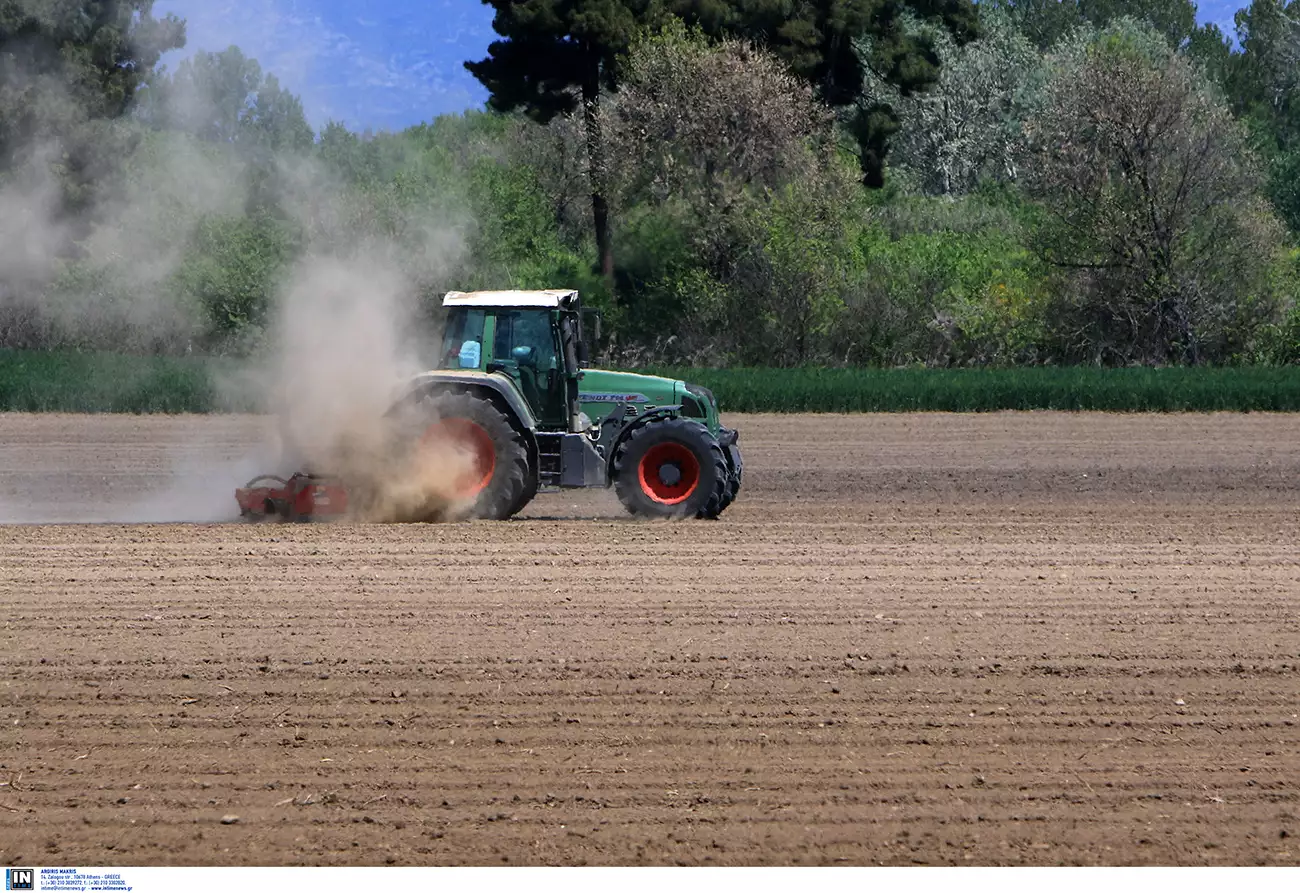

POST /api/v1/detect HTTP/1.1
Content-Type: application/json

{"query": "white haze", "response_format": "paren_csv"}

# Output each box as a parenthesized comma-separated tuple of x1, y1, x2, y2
(0, 4, 478, 523)
(265, 252, 478, 522)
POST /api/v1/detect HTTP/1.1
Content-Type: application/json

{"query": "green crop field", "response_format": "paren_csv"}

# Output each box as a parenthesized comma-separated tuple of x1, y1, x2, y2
(4, 349, 1300, 414)
(647, 366, 1300, 413)
(0, 349, 242, 414)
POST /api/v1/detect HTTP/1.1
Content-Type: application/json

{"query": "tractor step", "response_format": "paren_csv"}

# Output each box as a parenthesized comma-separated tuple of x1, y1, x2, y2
(235, 473, 349, 521)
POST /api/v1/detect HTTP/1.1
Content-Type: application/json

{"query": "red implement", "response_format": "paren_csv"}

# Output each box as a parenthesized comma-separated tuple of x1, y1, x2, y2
(235, 473, 349, 521)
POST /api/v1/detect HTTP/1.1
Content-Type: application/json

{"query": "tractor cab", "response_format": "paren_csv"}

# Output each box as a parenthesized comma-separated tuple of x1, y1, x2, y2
(439, 289, 586, 431)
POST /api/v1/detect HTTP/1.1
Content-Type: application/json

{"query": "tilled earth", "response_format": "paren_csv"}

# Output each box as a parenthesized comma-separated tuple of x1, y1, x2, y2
(1, 411, 1299, 866)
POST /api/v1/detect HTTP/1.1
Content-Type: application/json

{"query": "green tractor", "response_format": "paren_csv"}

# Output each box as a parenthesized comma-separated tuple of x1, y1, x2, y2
(392, 289, 742, 520)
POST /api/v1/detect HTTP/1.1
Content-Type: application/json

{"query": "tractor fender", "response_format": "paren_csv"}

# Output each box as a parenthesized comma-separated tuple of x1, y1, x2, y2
(395, 371, 540, 478)
(601, 404, 684, 484)
(400, 371, 539, 430)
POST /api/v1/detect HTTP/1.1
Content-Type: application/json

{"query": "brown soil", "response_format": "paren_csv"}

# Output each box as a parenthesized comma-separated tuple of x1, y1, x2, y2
(1, 411, 1299, 866)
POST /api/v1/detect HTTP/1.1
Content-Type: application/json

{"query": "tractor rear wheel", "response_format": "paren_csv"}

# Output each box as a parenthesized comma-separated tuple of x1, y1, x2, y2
(512, 475, 540, 518)
(612, 418, 727, 519)
(410, 392, 531, 520)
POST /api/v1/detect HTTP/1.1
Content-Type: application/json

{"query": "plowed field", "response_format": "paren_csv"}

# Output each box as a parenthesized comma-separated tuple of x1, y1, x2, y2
(2, 411, 1299, 866)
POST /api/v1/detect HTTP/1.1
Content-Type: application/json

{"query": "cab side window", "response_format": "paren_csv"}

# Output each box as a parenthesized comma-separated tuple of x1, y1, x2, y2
(440, 309, 486, 369)
(493, 310, 557, 369)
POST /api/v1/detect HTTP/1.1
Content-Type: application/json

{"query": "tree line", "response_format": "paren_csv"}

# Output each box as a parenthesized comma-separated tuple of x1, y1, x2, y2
(1, 0, 1298, 366)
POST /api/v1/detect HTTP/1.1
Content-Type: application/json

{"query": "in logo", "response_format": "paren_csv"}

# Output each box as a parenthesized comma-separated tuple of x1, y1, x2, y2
(5, 869, 33, 891)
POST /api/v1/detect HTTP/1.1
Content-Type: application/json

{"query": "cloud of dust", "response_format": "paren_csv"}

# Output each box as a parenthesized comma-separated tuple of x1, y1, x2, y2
(265, 251, 477, 523)
(81, 445, 272, 525)
(0, 4, 481, 523)
(0, 152, 65, 345)
(0, 55, 250, 352)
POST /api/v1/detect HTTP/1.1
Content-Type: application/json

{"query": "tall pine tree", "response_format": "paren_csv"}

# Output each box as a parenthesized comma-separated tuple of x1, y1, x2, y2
(466, 0, 667, 284)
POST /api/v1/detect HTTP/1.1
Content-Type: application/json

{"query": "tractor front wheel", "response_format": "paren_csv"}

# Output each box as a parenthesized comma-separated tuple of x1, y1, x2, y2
(612, 418, 727, 519)
(718, 461, 742, 514)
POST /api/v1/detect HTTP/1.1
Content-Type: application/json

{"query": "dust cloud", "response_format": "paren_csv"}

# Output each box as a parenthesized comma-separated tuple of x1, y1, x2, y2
(0, 3, 481, 524)
(266, 254, 477, 523)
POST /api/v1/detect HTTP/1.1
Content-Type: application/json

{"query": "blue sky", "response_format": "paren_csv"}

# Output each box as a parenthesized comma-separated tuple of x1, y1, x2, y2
(155, 0, 496, 131)
(156, 0, 1248, 134)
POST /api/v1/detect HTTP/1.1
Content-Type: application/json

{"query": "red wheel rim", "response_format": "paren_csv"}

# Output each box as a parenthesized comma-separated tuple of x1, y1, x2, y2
(637, 442, 700, 505)
(421, 418, 496, 497)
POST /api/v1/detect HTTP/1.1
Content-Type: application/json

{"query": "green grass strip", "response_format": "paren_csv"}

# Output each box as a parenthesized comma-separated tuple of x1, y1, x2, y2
(0, 349, 224, 413)
(6, 349, 1300, 413)
(648, 366, 1300, 412)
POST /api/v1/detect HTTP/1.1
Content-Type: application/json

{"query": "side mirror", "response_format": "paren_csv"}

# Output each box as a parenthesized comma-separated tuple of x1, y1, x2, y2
(458, 340, 481, 369)
(576, 340, 590, 367)
(511, 345, 536, 366)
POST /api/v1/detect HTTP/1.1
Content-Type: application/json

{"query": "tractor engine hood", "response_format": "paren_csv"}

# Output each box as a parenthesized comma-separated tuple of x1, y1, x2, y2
(578, 369, 681, 406)
(578, 369, 718, 428)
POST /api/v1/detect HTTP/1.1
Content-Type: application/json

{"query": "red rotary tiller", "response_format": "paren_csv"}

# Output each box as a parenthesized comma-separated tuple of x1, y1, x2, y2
(235, 473, 349, 521)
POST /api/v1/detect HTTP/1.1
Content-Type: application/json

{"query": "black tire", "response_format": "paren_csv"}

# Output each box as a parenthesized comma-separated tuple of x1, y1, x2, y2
(612, 417, 727, 520)
(405, 392, 531, 520)
(511, 475, 539, 517)
(717, 436, 743, 514)
(718, 463, 742, 514)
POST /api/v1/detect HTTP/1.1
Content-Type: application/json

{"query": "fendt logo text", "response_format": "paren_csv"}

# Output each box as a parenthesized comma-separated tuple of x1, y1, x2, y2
(5, 869, 33, 891)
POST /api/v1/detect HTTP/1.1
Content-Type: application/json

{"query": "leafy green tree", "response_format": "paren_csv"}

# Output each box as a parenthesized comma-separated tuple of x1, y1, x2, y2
(672, 0, 981, 186)
(603, 26, 834, 218)
(142, 45, 260, 142)
(316, 120, 376, 183)
(173, 212, 299, 348)
(1025, 22, 1291, 364)
(1185, 22, 1233, 87)
(832, 199, 1050, 366)
(1268, 149, 1300, 231)
(461, 157, 609, 311)
(1079, 0, 1196, 46)
(240, 73, 313, 153)
(1200, 0, 1300, 230)
(465, 0, 668, 283)
(145, 46, 313, 154)
(989, 0, 1207, 50)
(722, 182, 854, 365)
(501, 112, 593, 249)
(984, 0, 1085, 49)
(1227, 0, 1300, 150)
(862, 9, 1042, 195)
(598, 26, 855, 356)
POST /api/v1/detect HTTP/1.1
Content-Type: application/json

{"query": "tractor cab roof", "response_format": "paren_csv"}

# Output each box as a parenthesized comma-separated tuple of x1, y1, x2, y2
(442, 289, 579, 309)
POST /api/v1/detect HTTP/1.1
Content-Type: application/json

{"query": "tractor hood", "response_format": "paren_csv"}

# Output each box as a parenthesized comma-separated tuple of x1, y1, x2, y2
(579, 369, 679, 406)
(578, 369, 719, 431)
